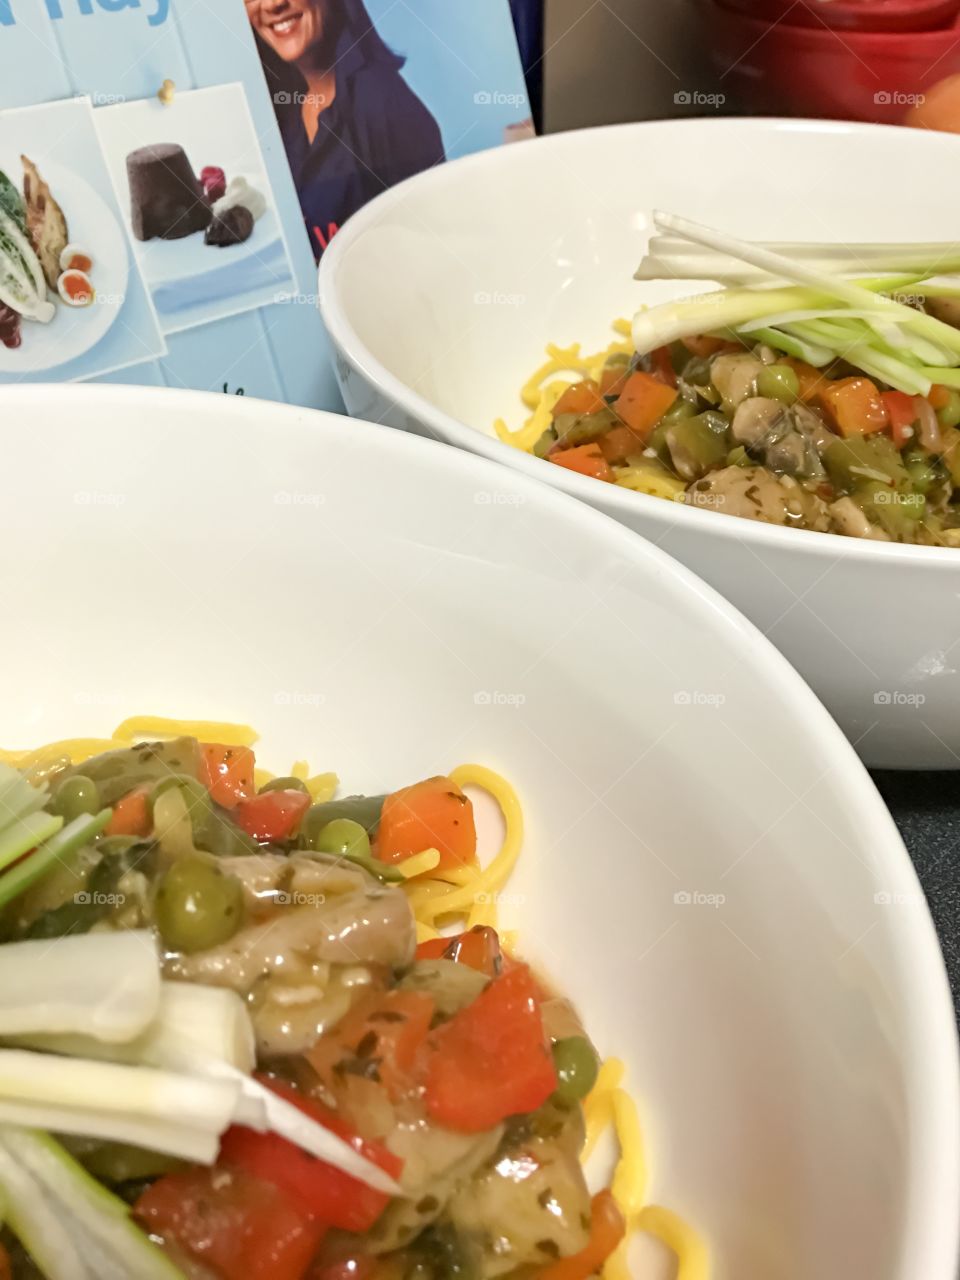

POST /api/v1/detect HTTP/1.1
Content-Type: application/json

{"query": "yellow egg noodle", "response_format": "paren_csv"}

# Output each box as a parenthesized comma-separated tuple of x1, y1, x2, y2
(493, 321, 692, 504)
(493, 319, 633, 453)
(2, 715, 709, 1278)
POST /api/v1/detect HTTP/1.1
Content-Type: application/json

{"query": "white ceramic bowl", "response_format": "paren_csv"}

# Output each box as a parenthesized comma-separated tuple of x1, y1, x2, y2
(0, 384, 955, 1280)
(319, 116, 960, 770)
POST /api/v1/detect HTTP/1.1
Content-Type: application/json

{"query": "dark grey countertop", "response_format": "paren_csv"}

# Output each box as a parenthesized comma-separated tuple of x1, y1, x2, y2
(871, 771, 960, 1014)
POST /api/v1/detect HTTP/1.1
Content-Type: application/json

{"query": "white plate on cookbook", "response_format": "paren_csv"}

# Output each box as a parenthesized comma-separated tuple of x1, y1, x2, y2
(0, 162, 128, 374)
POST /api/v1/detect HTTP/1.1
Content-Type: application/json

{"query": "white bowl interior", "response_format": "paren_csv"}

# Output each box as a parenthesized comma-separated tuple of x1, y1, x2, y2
(327, 118, 960, 436)
(321, 118, 960, 771)
(0, 386, 956, 1280)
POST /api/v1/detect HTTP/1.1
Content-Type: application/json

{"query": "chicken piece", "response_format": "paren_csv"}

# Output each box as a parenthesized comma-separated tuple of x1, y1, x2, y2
(365, 1122, 504, 1253)
(685, 464, 830, 530)
(21, 155, 67, 291)
(829, 496, 890, 541)
(163, 853, 415, 1056)
(442, 1129, 592, 1276)
(709, 352, 764, 409)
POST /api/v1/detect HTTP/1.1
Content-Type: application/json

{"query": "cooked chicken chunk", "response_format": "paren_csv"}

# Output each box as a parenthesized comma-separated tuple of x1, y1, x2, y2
(685, 464, 830, 530)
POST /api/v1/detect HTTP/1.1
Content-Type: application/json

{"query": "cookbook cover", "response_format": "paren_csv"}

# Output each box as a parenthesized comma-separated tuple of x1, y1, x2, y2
(0, 0, 530, 407)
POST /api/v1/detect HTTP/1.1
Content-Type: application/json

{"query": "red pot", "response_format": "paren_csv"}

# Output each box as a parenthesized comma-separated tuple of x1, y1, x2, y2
(708, 2, 960, 122)
(719, 0, 960, 32)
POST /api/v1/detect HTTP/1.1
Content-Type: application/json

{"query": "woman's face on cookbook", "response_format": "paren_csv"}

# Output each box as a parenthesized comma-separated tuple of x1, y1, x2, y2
(246, 0, 326, 63)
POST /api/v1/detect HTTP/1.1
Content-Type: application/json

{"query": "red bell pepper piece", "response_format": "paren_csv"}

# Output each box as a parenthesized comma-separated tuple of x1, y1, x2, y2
(235, 789, 310, 842)
(414, 925, 503, 977)
(219, 1077, 402, 1233)
(423, 964, 556, 1132)
(134, 1166, 326, 1280)
(881, 390, 919, 449)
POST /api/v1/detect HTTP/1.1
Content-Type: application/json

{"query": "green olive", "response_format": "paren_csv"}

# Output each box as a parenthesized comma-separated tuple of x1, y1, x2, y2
(756, 364, 799, 404)
(155, 856, 244, 953)
(50, 775, 101, 822)
(311, 818, 371, 860)
(551, 1036, 599, 1103)
(259, 775, 310, 796)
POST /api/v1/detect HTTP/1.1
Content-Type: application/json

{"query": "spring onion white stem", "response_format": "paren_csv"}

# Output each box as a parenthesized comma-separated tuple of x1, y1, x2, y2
(0, 931, 160, 1042)
(12, 982, 256, 1074)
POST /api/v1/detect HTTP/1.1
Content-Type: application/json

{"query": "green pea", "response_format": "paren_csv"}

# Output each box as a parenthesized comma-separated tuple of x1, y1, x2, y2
(756, 364, 799, 404)
(310, 818, 371, 860)
(155, 856, 244, 954)
(50, 775, 101, 822)
(551, 1035, 599, 1103)
(259, 776, 310, 796)
(935, 388, 960, 429)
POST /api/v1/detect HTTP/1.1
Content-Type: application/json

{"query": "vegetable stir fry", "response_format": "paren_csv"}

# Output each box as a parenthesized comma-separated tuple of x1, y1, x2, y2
(0, 722, 700, 1280)
(498, 215, 960, 545)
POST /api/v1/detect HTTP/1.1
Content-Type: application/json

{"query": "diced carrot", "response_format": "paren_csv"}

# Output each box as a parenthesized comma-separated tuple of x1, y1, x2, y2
(612, 371, 677, 439)
(820, 377, 889, 437)
(784, 359, 832, 403)
(599, 364, 630, 398)
(548, 442, 615, 482)
(105, 787, 151, 838)
(597, 425, 646, 464)
(200, 744, 256, 809)
(881, 390, 918, 448)
(928, 384, 952, 410)
(552, 379, 606, 418)
(376, 776, 477, 870)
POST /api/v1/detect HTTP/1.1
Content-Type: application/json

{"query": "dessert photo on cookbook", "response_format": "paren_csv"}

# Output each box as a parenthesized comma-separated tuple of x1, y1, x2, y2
(0, 98, 166, 384)
(95, 83, 297, 335)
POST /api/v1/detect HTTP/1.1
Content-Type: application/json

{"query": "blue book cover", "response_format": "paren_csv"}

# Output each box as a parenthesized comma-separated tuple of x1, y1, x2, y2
(0, 0, 531, 407)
